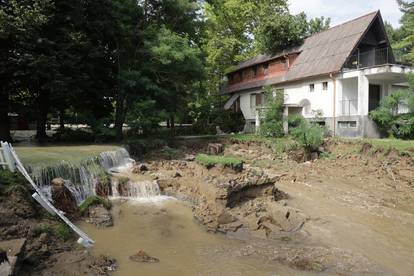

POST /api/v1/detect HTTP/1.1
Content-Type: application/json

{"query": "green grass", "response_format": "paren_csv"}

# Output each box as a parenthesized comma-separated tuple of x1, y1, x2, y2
(79, 195, 111, 215)
(32, 223, 75, 241)
(229, 134, 298, 154)
(14, 144, 121, 167)
(337, 137, 414, 152)
(196, 154, 243, 167)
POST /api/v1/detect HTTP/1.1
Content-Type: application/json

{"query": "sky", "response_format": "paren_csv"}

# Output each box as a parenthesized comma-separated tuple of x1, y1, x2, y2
(289, 0, 403, 27)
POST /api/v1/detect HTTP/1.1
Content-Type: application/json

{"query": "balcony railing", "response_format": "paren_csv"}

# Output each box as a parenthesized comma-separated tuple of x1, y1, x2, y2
(339, 99, 358, 116)
(344, 47, 393, 70)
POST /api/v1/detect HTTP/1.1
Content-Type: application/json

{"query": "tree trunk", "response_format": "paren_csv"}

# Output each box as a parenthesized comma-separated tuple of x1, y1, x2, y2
(170, 116, 175, 136)
(113, 41, 125, 141)
(35, 91, 50, 142)
(114, 91, 126, 140)
(59, 109, 65, 129)
(0, 90, 11, 142)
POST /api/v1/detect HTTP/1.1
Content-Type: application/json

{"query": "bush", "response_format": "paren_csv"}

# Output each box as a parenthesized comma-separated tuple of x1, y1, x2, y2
(125, 138, 168, 156)
(79, 195, 111, 215)
(52, 128, 95, 143)
(32, 223, 74, 241)
(290, 121, 324, 153)
(260, 86, 285, 137)
(369, 76, 414, 139)
(287, 114, 306, 128)
(0, 170, 28, 195)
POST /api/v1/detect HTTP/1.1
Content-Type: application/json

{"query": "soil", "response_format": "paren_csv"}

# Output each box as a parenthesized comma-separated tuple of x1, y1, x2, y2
(0, 187, 116, 275)
(129, 138, 414, 275)
(3, 137, 414, 275)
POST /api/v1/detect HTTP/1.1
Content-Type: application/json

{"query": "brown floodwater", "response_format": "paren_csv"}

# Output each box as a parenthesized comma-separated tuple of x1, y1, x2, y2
(80, 199, 302, 276)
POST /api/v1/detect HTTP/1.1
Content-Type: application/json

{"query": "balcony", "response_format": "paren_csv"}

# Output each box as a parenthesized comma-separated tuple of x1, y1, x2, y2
(339, 99, 358, 116)
(344, 47, 394, 70)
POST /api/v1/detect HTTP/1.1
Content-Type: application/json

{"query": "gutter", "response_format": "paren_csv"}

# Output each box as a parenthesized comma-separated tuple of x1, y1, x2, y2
(330, 73, 337, 136)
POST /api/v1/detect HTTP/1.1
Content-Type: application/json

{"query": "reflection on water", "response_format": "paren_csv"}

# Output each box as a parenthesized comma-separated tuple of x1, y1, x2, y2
(80, 200, 298, 276)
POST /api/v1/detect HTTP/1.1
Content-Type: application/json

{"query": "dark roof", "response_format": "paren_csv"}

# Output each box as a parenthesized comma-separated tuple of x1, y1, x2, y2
(225, 11, 380, 91)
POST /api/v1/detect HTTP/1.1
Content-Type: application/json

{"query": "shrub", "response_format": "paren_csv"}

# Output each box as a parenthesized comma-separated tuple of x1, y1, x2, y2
(260, 86, 285, 137)
(32, 223, 74, 241)
(79, 195, 111, 215)
(369, 75, 414, 139)
(287, 114, 306, 128)
(52, 128, 95, 143)
(125, 138, 168, 156)
(0, 170, 28, 195)
(290, 121, 325, 153)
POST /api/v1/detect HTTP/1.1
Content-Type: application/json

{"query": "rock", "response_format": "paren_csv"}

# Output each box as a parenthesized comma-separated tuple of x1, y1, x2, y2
(0, 238, 26, 276)
(217, 210, 237, 224)
(86, 205, 113, 228)
(132, 163, 149, 174)
(207, 143, 224, 155)
(273, 186, 289, 201)
(310, 152, 319, 161)
(173, 172, 182, 178)
(51, 178, 78, 219)
(129, 250, 159, 263)
(90, 255, 117, 273)
(184, 154, 196, 161)
(266, 203, 306, 232)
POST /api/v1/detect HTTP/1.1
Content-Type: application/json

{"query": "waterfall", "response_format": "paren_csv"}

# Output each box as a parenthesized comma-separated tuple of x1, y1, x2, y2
(100, 148, 133, 171)
(29, 148, 134, 205)
(111, 177, 169, 201)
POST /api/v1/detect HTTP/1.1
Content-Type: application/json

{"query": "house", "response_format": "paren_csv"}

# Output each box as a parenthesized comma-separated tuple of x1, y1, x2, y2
(221, 11, 412, 137)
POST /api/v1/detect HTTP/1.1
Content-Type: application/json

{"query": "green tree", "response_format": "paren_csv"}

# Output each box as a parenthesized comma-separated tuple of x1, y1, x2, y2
(260, 86, 285, 137)
(308, 16, 331, 34)
(394, 0, 414, 62)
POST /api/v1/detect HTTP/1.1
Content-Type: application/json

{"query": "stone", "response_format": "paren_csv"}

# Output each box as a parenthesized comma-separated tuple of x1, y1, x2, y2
(266, 203, 306, 232)
(0, 238, 26, 276)
(86, 205, 113, 228)
(173, 172, 182, 178)
(184, 154, 196, 161)
(132, 163, 149, 174)
(207, 143, 224, 155)
(129, 250, 159, 263)
(51, 178, 78, 218)
(217, 210, 237, 225)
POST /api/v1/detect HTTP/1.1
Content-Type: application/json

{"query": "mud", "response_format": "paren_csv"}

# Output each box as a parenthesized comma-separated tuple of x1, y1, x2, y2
(0, 186, 115, 275)
(126, 138, 414, 275)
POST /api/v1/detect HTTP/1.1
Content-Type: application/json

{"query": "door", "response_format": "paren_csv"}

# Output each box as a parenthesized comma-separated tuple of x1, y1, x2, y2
(368, 84, 381, 112)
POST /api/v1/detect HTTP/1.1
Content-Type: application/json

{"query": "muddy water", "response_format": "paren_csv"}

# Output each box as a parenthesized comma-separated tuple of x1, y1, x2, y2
(81, 200, 299, 276)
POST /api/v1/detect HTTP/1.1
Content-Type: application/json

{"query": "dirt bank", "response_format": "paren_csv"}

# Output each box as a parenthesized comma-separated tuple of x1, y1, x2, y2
(0, 172, 116, 275)
(127, 137, 414, 275)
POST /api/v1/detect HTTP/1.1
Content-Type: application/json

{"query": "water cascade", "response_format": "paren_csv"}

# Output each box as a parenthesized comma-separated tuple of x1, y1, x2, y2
(28, 147, 146, 204)
(111, 179, 161, 198)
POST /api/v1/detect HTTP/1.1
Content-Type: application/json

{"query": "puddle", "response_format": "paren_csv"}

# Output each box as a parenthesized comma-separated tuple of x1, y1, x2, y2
(80, 200, 301, 276)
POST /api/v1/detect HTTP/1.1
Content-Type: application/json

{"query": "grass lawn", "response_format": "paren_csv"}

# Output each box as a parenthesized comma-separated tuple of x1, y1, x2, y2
(14, 144, 121, 167)
(366, 138, 414, 151)
(195, 154, 243, 167)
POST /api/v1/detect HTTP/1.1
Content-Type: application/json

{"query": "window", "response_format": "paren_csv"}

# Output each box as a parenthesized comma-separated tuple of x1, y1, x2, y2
(250, 93, 264, 108)
(338, 121, 357, 128)
(256, 93, 264, 106)
(322, 82, 328, 90)
(263, 63, 269, 75)
(250, 94, 256, 108)
(309, 83, 315, 92)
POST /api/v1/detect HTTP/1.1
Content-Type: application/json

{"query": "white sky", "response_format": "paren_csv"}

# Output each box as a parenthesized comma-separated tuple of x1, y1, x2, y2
(289, 0, 403, 27)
